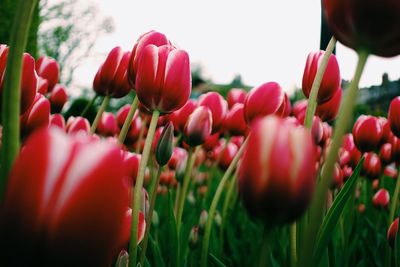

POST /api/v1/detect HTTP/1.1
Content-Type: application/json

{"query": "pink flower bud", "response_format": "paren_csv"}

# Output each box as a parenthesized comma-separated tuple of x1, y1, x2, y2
(275, 92, 291, 118)
(66, 116, 90, 134)
(36, 56, 59, 92)
(135, 45, 191, 113)
(214, 142, 238, 170)
(50, 114, 66, 130)
(168, 147, 188, 170)
(238, 115, 316, 224)
(168, 99, 197, 133)
(384, 164, 398, 179)
(227, 88, 247, 109)
(49, 84, 68, 113)
(302, 51, 340, 104)
(292, 99, 308, 121)
(388, 217, 399, 248)
(20, 93, 50, 136)
(118, 208, 146, 250)
(37, 76, 49, 95)
(97, 112, 119, 137)
(380, 143, 393, 165)
(223, 103, 248, 136)
(316, 87, 342, 122)
(362, 152, 382, 180)
(244, 82, 284, 125)
(183, 106, 212, 147)
(372, 188, 390, 209)
(0, 128, 129, 266)
(353, 115, 382, 152)
(389, 96, 400, 138)
(198, 92, 228, 133)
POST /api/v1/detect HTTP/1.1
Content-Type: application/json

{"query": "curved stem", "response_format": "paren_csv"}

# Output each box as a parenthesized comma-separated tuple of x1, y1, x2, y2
(80, 94, 98, 117)
(89, 95, 110, 134)
(200, 137, 248, 267)
(135, 115, 148, 153)
(128, 109, 160, 267)
(139, 166, 163, 267)
(118, 95, 139, 144)
(304, 36, 337, 129)
(176, 146, 198, 231)
(388, 166, 400, 225)
(0, 0, 38, 195)
(298, 50, 369, 267)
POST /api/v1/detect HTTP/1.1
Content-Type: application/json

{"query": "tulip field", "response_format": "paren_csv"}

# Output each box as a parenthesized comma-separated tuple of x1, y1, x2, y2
(1, 0, 400, 266)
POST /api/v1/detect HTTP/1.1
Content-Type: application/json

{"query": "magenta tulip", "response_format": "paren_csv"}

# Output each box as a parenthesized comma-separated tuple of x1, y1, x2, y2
(49, 84, 68, 113)
(388, 218, 399, 248)
(372, 188, 390, 209)
(389, 96, 400, 138)
(198, 92, 228, 133)
(353, 115, 382, 152)
(223, 103, 247, 136)
(36, 56, 59, 92)
(183, 106, 212, 147)
(227, 88, 247, 109)
(316, 87, 342, 122)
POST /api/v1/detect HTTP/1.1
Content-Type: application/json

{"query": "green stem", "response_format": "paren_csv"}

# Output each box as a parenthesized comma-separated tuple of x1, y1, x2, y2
(135, 115, 148, 153)
(0, 0, 38, 196)
(297, 50, 369, 267)
(200, 137, 248, 267)
(290, 223, 297, 267)
(89, 95, 110, 134)
(388, 166, 400, 225)
(128, 109, 160, 267)
(257, 227, 273, 267)
(80, 94, 98, 117)
(304, 36, 337, 129)
(139, 166, 163, 267)
(118, 95, 139, 144)
(174, 183, 181, 215)
(176, 146, 198, 231)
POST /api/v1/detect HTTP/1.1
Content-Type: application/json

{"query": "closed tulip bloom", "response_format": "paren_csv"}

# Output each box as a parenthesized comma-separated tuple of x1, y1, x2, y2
(202, 132, 220, 151)
(388, 218, 399, 248)
(184, 106, 212, 147)
(238, 115, 316, 225)
(302, 51, 340, 104)
(128, 30, 170, 87)
(49, 84, 68, 113)
(135, 44, 191, 113)
(168, 99, 197, 133)
(227, 88, 247, 109)
(316, 87, 342, 122)
(384, 164, 398, 179)
(155, 122, 174, 166)
(322, 0, 400, 57)
(20, 93, 50, 136)
(331, 163, 344, 189)
(198, 92, 228, 133)
(93, 47, 131, 98)
(275, 92, 291, 118)
(362, 152, 382, 180)
(50, 114, 66, 130)
(292, 99, 308, 122)
(223, 103, 247, 136)
(168, 147, 188, 170)
(372, 188, 390, 209)
(214, 142, 238, 170)
(381, 118, 395, 144)
(380, 143, 393, 165)
(66, 116, 90, 134)
(118, 208, 146, 250)
(353, 115, 382, 152)
(36, 56, 59, 91)
(244, 82, 284, 125)
(97, 112, 119, 137)
(389, 96, 400, 138)
(0, 128, 129, 266)
(37, 77, 49, 95)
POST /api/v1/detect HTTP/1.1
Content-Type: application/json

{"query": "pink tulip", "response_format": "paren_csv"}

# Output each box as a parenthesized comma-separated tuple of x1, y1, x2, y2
(97, 112, 119, 137)
(227, 88, 247, 109)
(223, 103, 248, 136)
(50, 114, 66, 130)
(362, 152, 382, 180)
(372, 188, 390, 209)
(389, 96, 400, 138)
(380, 143, 393, 165)
(183, 106, 213, 147)
(135, 44, 191, 113)
(198, 92, 228, 133)
(36, 56, 59, 92)
(316, 87, 342, 122)
(238, 115, 316, 224)
(388, 218, 399, 248)
(168, 99, 197, 133)
(20, 93, 50, 136)
(66, 116, 90, 134)
(49, 84, 68, 113)
(353, 115, 382, 152)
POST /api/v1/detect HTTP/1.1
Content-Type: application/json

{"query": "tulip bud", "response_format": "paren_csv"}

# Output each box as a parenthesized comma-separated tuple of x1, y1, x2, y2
(97, 112, 119, 137)
(199, 210, 208, 234)
(227, 88, 247, 108)
(380, 143, 393, 165)
(214, 142, 238, 170)
(198, 92, 228, 133)
(238, 115, 316, 225)
(50, 114, 66, 130)
(49, 84, 68, 113)
(118, 208, 146, 251)
(292, 99, 308, 121)
(353, 115, 382, 152)
(36, 56, 59, 92)
(358, 203, 366, 214)
(316, 87, 342, 122)
(20, 93, 50, 136)
(135, 44, 191, 113)
(168, 99, 197, 133)
(302, 51, 340, 104)
(223, 103, 248, 136)
(115, 250, 129, 267)
(37, 77, 49, 95)
(188, 226, 199, 250)
(388, 218, 399, 248)
(156, 122, 174, 166)
(384, 164, 398, 179)
(275, 92, 291, 118)
(362, 152, 382, 180)
(66, 116, 90, 134)
(389, 96, 400, 138)
(244, 82, 284, 125)
(183, 106, 212, 147)
(331, 163, 344, 189)
(202, 133, 220, 151)
(372, 188, 390, 209)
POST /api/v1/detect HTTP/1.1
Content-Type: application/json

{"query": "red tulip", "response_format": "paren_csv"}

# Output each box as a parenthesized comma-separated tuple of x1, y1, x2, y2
(0, 51, 38, 114)
(322, 0, 400, 57)
(238, 115, 316, 224)
(388, 218, 399, 248)
(123, 152, 141, 181)
(36, 56, 59, 92)
(93, 47, 131, 98)
(66, 116, 90, 134)
(168, 99, 197, 133)
(244, 82, 284, 125)
(50, 114, 66, 130)
(97, 112, 119, 137)
(198, 92, 228, 133)
(275, 92, 291, 118)
(380, 143, 393, 165)
(183, 106, 212, 147)
(302, 51, 340, 104)
(381, 117, 395, 144)
(202, 133, 220, 151)
(118, 208, 146, 251)
(227, 88, 247, 109)
(372, 188, 390, 209)
(0, 128, 129, 266)
(135, 44, 191, 113)
(353, 115, 382, 152)
(384, 165, 398, 179)
(128, 31, 170, 87)
(362, 152, 382, 180)
(213, 142, 238, 170)
(37, 76, 49, 95)
(331, 163, 344, 189)
(168, 147, 188, 170)
(49, 84, 68, 113)
(223, 103, 247, 136)
(342, 134, 362, 168)
(316, 87, 342, 122)
(389, 96, 400, 138)
(20, 93, 50, 136)
(292, 99, 308, 121)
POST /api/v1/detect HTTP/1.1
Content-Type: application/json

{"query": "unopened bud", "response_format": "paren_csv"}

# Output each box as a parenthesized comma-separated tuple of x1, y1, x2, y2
(188, 226, 199, 250)
(155, 122, 174, 166)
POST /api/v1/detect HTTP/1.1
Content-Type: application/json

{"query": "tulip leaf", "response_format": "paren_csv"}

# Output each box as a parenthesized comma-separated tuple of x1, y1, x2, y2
(166, 191, 178, 267)
(209, 253, 227, 267)
(149, 235, 166, 267)
(312, 157, 364, 265)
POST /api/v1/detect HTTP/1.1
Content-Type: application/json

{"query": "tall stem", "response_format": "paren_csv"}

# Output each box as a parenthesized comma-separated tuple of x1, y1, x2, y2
(290, 223, 297, 267)
(0, 0, 38, 195)
(200, 137, 248, 267)
(298, 50, 369, 267)
(80, 94, 98, 117)
(90, 95, 110, 134)
(135, 115, 148, 153)
(257, 227, 273, 267)
(176, 146, 198, 231)
(118, 95, 139, 144)
(388, 166, 400, 225)
(139, 166, 163, 267)
(304, 36, 336, 129)
(128, 110, 160, 267)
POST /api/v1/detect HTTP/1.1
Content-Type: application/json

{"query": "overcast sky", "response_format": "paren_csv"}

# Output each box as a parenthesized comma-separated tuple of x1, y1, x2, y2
(73, 0, 400, 95)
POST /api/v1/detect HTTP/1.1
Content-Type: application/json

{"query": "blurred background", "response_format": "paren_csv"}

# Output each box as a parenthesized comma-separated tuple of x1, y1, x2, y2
(1, 0, 400, 116)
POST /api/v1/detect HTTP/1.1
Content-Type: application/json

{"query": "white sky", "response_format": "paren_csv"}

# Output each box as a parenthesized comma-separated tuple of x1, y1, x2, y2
(73, 0, 400, 95)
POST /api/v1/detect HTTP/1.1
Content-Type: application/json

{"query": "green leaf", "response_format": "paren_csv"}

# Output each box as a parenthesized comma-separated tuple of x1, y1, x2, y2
(209, 253, 227, 267)
(149, 235, 166, 267)
(166, 191, 178, 267)
(312, 157, 364, 265)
